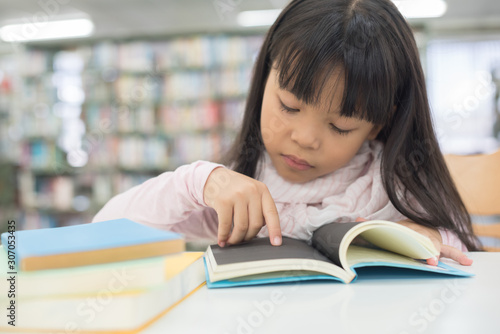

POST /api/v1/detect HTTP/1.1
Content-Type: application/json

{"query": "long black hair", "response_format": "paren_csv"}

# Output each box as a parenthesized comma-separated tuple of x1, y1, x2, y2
(223, 0, 481, 250)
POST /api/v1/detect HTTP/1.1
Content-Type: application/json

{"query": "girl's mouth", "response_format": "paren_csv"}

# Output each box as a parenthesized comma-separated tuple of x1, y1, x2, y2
(281, 154, 313, 171)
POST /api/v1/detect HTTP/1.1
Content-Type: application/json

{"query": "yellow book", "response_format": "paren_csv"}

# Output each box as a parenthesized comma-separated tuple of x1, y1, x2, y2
(0, 245, 180, 298)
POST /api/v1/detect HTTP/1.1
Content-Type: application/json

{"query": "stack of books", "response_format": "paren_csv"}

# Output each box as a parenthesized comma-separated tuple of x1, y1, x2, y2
(0, 218, 206, 332)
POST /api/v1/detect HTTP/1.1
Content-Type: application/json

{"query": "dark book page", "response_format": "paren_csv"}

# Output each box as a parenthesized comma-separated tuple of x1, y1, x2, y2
(210, 237, 332, 266)
(311, 222, 363, 267)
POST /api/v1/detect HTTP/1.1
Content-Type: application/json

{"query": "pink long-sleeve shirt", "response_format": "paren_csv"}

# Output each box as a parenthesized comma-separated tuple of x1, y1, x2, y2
(92, 140, 467, 251)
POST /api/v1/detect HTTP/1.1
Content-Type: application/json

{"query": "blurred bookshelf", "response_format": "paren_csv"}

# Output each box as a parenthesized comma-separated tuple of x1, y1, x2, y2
(0, 34, 264, 232)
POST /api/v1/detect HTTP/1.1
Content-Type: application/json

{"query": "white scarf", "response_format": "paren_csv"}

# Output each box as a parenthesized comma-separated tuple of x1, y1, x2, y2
(255, 140, 406, 241)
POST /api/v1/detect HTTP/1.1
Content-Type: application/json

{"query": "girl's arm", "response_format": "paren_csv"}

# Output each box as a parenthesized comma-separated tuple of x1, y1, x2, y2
(92, 160, 224, 240)
(439, 228, 468, 252)
(92, 163, 283, 246)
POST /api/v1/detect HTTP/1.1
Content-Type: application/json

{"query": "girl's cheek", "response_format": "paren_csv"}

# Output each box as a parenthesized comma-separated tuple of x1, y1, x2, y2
(264, 107, 290, 135)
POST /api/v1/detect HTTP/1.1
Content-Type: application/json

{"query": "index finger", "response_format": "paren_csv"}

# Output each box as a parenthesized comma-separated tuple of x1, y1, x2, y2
(261, 190, 282, 246)
(216, 204, 233, 247)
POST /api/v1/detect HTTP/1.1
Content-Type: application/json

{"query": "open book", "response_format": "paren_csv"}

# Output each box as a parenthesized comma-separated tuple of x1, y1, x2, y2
(204, 220, 474, 288)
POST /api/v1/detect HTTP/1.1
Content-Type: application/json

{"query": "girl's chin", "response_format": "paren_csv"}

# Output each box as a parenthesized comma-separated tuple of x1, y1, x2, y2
(275, 168, 315, 184)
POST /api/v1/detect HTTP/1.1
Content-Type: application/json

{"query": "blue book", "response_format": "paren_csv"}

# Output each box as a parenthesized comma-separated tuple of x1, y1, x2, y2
(1, 218, 184, 271)
(203, 220, 474, 288)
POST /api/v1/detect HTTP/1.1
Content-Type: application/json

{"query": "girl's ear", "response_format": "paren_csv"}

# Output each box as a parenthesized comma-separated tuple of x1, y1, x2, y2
(367, 124, 383, 140)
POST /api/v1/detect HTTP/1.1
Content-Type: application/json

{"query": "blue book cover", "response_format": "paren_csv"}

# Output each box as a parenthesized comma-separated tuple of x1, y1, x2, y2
(1, 218, 185, 271)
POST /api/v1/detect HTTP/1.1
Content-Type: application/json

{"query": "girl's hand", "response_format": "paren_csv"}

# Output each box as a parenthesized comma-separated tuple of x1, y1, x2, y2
(355, 218, 473, 266)
(204, 167, 282, 248)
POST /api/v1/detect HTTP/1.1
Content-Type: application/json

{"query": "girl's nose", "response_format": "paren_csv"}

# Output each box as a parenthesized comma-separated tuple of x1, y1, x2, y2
(290, 125, 320, 150)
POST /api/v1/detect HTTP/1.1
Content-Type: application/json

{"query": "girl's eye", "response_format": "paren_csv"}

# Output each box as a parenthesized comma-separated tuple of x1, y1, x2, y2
(279, 100, 299, 113)
(279, 98, 351, 135)
(329, 124, 351, 136)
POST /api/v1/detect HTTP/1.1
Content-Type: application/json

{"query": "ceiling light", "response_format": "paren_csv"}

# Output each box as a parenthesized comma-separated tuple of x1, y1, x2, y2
(0, 18, 94, 43)
(237, 9, 282, 27)
(237, 1, 446, 27)
(393, 0, 447, 18)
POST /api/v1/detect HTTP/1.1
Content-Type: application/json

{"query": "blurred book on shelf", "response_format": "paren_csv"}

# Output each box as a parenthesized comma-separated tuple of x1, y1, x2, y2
(0, 33, 265, 230)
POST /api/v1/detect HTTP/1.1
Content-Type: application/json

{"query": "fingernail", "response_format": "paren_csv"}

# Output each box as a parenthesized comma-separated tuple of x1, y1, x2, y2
(219, 241, 226, 248)
(273, 236, 282, 246)
(460, 255, 473, 266)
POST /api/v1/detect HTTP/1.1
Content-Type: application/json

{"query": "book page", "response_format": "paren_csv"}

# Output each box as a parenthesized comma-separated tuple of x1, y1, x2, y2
(344, 245, 475, 278)
(310, 222, 363, 267)
(346, 245, 444, 270)
(311, 220, 439, 275)
(358, 225, 438, 259)
(224, 270, 338, 282)
(206, 237, 351, 283)
(210, 237, 332, 268)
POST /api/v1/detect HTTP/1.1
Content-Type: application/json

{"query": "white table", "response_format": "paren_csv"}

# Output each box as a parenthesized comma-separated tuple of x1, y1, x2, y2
(144, 252, 500, 334)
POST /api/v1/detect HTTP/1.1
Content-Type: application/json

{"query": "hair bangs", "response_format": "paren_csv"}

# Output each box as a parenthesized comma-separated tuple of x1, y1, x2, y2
(340, 6, 399, 125)
(272, 43, 343, 106)
(340, 58, 395, 125)
(269, 4, 347, 109)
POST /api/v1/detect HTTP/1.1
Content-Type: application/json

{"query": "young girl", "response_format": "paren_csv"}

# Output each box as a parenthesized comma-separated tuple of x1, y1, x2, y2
(93, 0, 481, 265)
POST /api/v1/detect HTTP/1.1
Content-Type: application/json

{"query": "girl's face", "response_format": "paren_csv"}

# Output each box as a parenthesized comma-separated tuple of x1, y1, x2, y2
(260, 68, 382, 184)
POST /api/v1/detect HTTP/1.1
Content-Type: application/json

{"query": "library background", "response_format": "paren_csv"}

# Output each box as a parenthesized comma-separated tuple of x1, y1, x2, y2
(0, 0, 499, 234)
